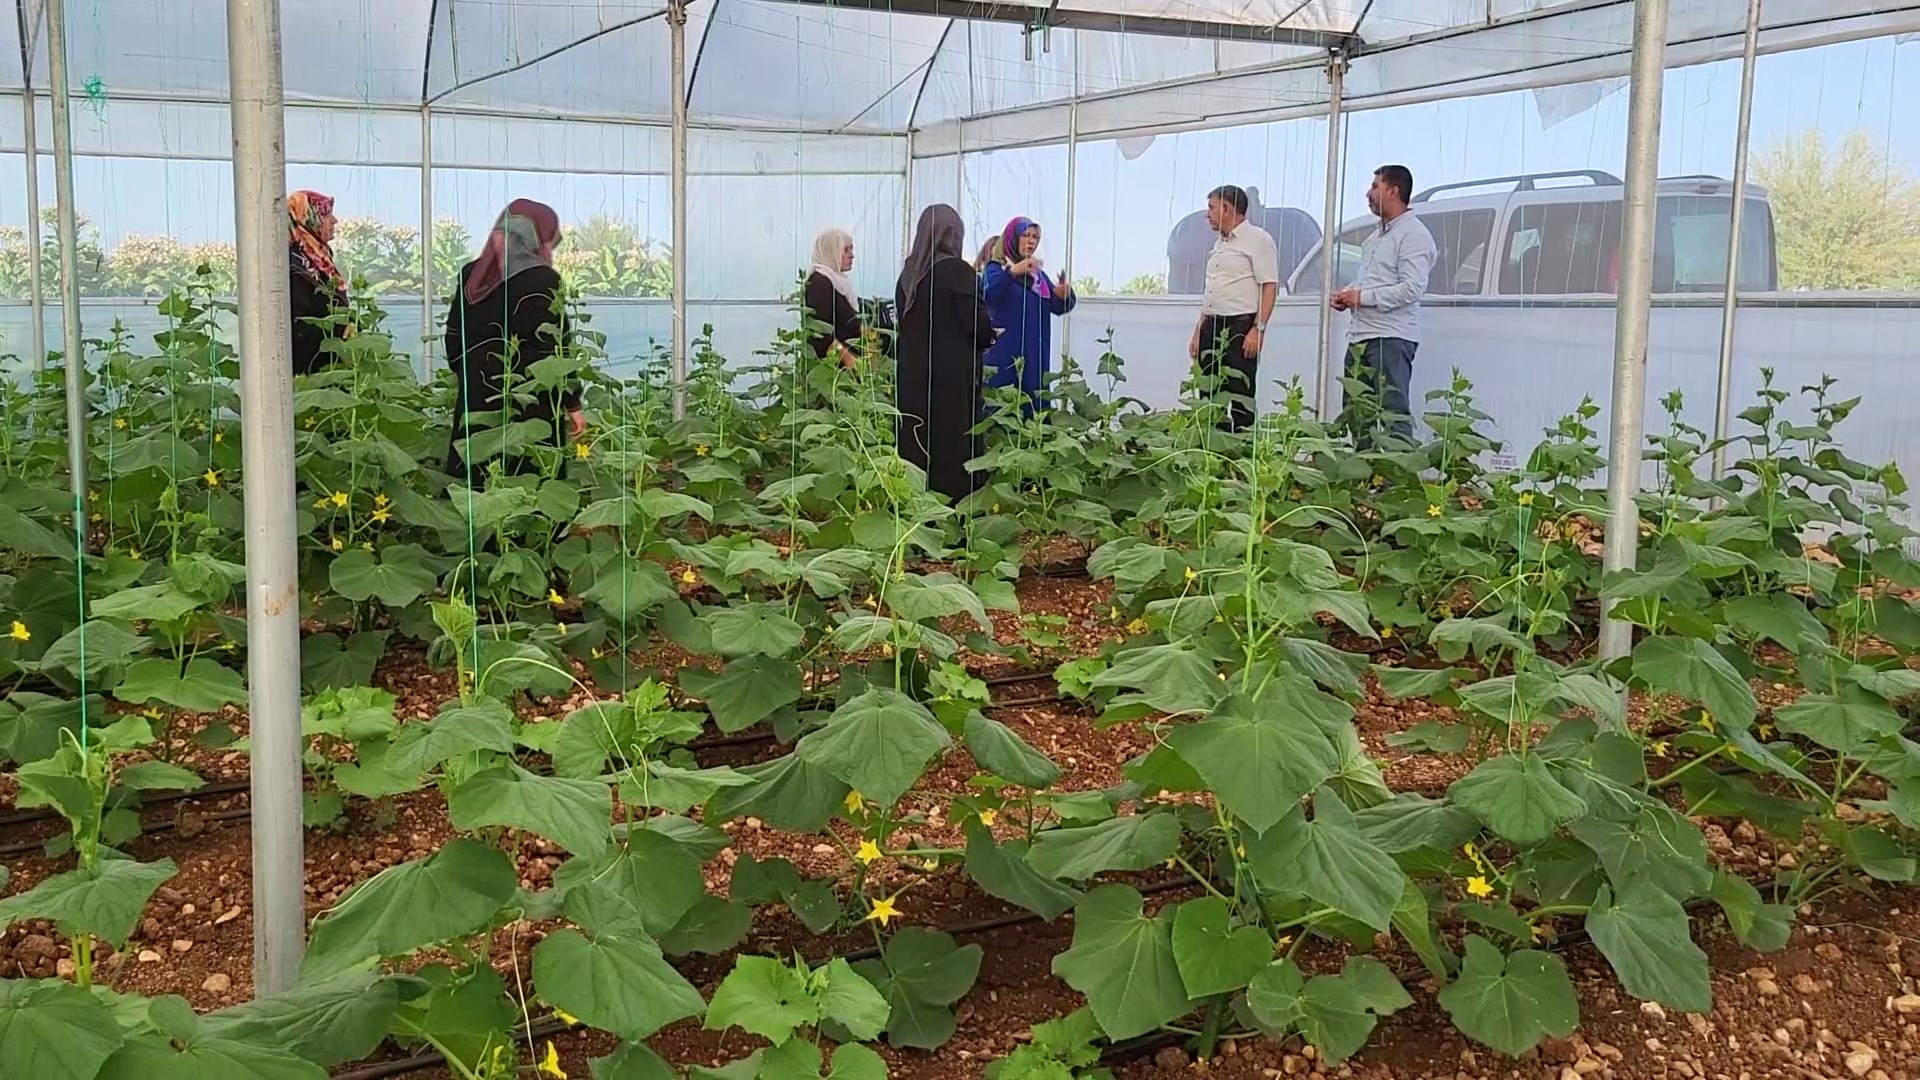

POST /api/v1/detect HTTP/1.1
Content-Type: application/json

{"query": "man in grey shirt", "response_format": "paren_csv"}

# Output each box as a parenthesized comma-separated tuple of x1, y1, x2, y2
(1331, 164, 1436, 442)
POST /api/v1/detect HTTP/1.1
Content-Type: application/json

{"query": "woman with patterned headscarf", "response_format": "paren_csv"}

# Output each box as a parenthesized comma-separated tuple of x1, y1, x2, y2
(287, 190, 350, 375)
(443, 198, 586, 479)
(981, 216, 1074, 414)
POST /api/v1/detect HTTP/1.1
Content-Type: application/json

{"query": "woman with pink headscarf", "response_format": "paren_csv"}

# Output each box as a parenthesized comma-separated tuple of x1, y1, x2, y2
(981, 216, 1074, 414)
(287, 189, 349, 376)
(444, 198, 587, 478)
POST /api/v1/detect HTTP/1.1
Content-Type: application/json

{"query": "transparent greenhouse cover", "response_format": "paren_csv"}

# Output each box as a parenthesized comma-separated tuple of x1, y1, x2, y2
(1, 0, 1917, 161)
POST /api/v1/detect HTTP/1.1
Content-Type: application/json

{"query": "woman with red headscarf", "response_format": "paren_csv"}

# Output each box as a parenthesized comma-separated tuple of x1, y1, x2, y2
(444, 198, 587, 478)
(981, 216, 1073, 414)
(288, 190, 350, 375)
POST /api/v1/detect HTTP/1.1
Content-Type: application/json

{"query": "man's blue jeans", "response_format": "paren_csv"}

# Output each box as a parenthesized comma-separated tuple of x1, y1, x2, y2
(1346, 336, 1417, 443)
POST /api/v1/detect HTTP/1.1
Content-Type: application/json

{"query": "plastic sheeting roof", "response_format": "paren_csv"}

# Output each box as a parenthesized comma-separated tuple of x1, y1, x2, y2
(4, 0, 1919, 154)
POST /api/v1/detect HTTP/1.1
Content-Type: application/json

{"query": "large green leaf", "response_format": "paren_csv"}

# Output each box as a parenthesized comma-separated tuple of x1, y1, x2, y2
(448, 765, 612, 858)
(383, 698, 516, 775)
(589, 1042, 679, 1080)
(0, 977, 125, 1080)
(1447, 754, 1587, 845)
(963, 825, 1082, 920)
(678, 656, 803, 733)
(1089, 644, 1223, 715)
(1723, 593, 1828, 653)
(582, 559, 678, 620)
(885, 572, 991, 630)
(1025, 812, 1180, 881)
(328, 547, 438, 608)
(1774, 693, 1905, 755)
(1352, 794, 1480, 854)
(795, 688, 949, 807)
(1708, 869, 1791, 952)
(299, 631, 389, 692)
(704, 955, 819, 1044)
(1435, 936, 1580, 1057)
(1246, 798, 1404, 931)
(113, 657, 247, 713)
(1245, 957, 1410, 1065)
(0, 857, 176, 947)
(202, 970, 426, 1067)
(37, 620, 152, 680)
(1170, 896, 1273, 998)
(95, 997, 325, 1080)
(660, 895, 752, 956)
(91, 584, 202, 624)
(532, 929, 704, 1040)
(708, 752, 849, 833)
(819, 957, 892, 1042)
(1584, 885, 1711, 1013)
(851, 927, 982, 1049)
(551, 829, 706, 938)
(703, 603, 806, 658)
(1050, 885, 1192, 1041)
(0, 504, 76, 561)
(1164, 692, 1340, 831)
(962, 713, 1061, 789)
(303, 839, 517, 981)
(1631, 637, 1757, 731)
(1568, 804, 1712, 900)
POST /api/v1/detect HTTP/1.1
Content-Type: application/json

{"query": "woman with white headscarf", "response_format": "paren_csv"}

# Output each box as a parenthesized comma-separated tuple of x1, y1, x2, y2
(444, 198, 586, 479)
(804, 227, 863, 367)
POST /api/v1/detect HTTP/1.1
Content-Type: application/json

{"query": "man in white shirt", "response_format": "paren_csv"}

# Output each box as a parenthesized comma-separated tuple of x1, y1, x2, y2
(1189, 184, 1279, 432)
(1331, 164, 1436, 443)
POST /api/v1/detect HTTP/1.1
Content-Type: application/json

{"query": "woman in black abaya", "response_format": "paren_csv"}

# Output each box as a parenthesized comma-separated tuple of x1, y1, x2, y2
(894, 204, 995, 503)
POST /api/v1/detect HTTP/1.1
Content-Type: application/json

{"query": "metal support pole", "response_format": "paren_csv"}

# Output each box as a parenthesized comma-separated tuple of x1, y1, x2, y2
(1710, 0, 1761, 482)
(420, 104, 434, 382)
(46, 0, 85, 511)
(668, 0, 688, 420)
(227, 0, 306, 995)
(20, 90, 45, 370)
(1061, 100, 1078, 350)
(1313, 51, 1347, 418)
(1598, 0, 1671, 661)
(901, 130, 914, 257)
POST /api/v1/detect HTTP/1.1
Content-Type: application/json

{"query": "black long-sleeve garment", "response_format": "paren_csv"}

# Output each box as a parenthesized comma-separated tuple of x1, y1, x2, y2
(443, 262, 578, 478)
(803, 270, 863, 359)
(289, 268, 338, 376)
(895, 255, 995, 503)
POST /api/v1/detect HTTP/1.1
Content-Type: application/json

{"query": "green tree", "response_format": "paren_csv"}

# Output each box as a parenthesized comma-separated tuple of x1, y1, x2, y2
(553, 213, 672, 298)
(1073, 276, 1103, 296)
(1119, 272, 1168, 296)
(1751, 127, 1920, 290)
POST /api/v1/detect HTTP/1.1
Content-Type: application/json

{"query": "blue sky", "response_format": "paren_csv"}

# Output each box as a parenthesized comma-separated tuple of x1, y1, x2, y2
(3, 33, 1915, 298)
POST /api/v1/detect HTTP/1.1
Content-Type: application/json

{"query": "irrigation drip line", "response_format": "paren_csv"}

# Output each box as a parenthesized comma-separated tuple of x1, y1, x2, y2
(329, 876, 1196, 1080)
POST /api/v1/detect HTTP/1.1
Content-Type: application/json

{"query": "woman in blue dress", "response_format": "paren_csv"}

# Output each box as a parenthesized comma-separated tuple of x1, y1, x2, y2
(981, 216, 1075, 413)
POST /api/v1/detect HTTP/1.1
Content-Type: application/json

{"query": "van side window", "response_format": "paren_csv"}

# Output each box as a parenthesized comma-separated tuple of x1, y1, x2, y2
(1500, 201, 1623, 294)
(1654, 196, 1776, 292)
(1293, 223, 1374, 294)
(1421, 209, 1496, 296)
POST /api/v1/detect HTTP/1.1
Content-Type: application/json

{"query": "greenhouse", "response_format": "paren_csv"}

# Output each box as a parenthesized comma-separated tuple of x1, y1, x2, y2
(4, 0, 1920, 1077)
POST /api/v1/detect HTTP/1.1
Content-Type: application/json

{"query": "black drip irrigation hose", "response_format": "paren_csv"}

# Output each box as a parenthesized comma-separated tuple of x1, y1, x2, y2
(328, 877, 1195, 1080)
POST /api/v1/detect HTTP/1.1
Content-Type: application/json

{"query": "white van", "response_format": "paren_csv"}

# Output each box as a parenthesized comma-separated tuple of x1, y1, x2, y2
(1285, 170, 1776, 300)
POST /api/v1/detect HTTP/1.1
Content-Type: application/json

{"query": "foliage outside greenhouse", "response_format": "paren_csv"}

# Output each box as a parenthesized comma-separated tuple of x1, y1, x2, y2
(0, 211, 673, 300)
(0, 273, 1917, 1079)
